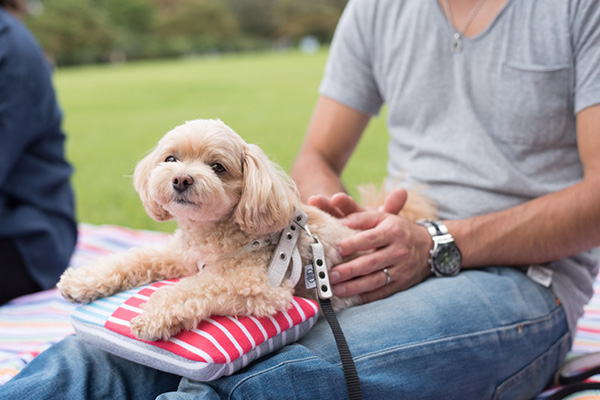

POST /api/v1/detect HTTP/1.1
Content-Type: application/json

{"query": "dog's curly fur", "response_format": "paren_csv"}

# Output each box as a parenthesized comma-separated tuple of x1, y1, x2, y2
(58, 119, 435, 341)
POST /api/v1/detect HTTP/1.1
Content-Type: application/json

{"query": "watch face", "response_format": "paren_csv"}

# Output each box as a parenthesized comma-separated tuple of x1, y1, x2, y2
(433, 244, 462, 276)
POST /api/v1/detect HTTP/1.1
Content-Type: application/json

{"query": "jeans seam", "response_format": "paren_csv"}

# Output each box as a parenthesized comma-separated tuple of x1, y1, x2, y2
(354, 305, 563, 363)
(227, 356, 321, 399)
(492, 330, 571, 400)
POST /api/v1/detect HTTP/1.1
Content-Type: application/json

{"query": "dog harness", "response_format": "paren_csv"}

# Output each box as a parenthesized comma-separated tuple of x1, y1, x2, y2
(265, 209, 363, 400)
(266, 210, 307, 288)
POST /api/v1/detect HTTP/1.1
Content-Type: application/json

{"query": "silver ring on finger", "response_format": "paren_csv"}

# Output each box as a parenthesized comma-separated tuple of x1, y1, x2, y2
(382, 268, 391, 286)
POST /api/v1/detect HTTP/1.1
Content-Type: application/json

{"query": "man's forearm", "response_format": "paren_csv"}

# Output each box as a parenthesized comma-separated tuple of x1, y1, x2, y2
(291, 96, 371, 201)
(446, 177, 600, 268)
(291, 150, 347, 201)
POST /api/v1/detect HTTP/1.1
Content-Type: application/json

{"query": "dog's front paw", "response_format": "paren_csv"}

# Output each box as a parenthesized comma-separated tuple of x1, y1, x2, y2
(130, 314, 184, 341)
(57, 268, 105, 304)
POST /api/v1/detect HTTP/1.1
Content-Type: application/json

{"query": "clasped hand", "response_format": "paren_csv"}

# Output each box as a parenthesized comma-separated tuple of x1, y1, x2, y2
(308, 189, 433, 304)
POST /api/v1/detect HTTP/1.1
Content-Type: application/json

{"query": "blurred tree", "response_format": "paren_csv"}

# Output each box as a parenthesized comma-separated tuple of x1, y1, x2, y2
(223, 0, 277, 38)
(96, 0, 156, 60)
(99, 0, 154, 33)
(271, 0, 347, 42)
(26, 0, 118, 65)
(24, 0, 346, 66)
(153, 0, 238, 55)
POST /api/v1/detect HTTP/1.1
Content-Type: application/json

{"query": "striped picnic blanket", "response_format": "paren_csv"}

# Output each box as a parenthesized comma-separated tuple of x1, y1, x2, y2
(0, 223, 168, 385)
(1, 223, 600, 388)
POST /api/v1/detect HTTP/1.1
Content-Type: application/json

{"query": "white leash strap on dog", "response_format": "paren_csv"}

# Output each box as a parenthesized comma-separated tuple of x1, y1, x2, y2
(267, 210, 307, 287)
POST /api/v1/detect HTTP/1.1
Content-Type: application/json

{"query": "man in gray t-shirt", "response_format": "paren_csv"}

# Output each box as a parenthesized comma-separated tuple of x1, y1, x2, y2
(292, 0, 600, 398)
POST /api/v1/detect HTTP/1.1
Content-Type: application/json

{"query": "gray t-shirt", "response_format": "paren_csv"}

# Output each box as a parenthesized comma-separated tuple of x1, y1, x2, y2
(319, 0, 600, 335)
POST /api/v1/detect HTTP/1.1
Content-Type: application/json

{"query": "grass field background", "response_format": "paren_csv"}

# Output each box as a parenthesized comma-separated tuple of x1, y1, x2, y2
(55, 49, 389, 232)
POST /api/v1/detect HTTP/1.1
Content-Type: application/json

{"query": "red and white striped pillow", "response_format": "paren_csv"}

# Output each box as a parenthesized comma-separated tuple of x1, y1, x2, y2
(71, 280, 319, 381)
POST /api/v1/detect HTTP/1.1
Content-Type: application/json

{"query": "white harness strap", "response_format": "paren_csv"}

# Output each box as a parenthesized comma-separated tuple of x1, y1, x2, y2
(267, 210, 307, 287)
(243, 232, 280, 252)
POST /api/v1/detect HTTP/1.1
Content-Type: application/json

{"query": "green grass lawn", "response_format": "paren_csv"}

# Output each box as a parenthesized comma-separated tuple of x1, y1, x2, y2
(55, 49, 389, 232)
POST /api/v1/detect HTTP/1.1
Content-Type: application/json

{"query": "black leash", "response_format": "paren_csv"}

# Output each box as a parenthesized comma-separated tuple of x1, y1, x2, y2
(308, 236, 363, 400)
(556, 352, 600, 386)
(319, 297, 363, 400)
(274, 212, 363, 399)
(544, 352, 600, 399)
(546, 382, 600, 400)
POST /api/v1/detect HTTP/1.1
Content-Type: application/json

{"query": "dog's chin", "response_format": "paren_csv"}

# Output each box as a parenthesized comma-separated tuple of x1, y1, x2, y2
(165, 199, 232, 223)
(174, 198, 195, 206)
(166, 199, 201, 219)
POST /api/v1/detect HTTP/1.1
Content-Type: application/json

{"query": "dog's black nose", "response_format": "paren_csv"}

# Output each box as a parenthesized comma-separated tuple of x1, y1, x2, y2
(172, 174, 194, 193)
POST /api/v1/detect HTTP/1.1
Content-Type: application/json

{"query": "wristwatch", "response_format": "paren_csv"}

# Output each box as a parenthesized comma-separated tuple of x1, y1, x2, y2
(416, 220, 462, 277)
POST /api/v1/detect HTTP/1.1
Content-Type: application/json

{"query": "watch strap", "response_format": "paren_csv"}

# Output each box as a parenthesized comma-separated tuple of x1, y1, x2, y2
(417, 220, 438, 237)
(431, 221, 448, 235)
(417, 220, 449, 237)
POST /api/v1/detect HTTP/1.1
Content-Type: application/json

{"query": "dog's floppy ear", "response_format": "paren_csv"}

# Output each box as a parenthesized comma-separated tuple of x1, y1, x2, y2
(235, 144, 299, 235)
(133, 148, 173, 222)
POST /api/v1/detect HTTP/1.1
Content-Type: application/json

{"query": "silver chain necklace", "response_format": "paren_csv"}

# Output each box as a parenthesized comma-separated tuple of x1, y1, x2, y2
(442, 0, 489, 53)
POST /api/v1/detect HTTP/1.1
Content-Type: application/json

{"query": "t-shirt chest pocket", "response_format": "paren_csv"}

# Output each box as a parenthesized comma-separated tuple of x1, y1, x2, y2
(492, 61, 572, 147)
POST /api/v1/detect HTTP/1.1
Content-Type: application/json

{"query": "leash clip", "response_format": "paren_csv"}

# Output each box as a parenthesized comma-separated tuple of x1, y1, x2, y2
(293, 215, 332, 300)
(309, 237, 332, 300)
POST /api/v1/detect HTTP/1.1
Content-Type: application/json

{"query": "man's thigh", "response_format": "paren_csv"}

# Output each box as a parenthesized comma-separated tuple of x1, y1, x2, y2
(171, 267, 569, 399)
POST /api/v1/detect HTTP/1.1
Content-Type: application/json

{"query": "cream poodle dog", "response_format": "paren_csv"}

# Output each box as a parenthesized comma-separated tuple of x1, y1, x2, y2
(58, 119, 434, 341)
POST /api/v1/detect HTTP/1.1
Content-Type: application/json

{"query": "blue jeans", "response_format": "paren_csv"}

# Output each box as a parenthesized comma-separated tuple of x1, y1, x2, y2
(0, 267, 570, 399)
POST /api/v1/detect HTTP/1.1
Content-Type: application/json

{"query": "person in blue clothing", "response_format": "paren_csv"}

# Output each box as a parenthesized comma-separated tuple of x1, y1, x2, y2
(0, 0, 77, 304)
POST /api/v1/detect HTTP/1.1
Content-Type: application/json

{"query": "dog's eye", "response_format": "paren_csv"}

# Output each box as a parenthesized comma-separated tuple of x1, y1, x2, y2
(164, 156, 177, 163)
(211, 163, 226, 174)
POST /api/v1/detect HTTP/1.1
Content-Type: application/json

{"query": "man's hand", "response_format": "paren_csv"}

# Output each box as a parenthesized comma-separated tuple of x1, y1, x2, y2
(310, 188, 433, 303)
(307, 186, 410, 216)
(307, 192, 365, 218)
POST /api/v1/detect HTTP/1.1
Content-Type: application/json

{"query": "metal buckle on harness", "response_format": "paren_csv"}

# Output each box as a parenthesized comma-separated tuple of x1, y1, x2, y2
(267, 210, 306, 287)
(299, 223, 332, 300)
